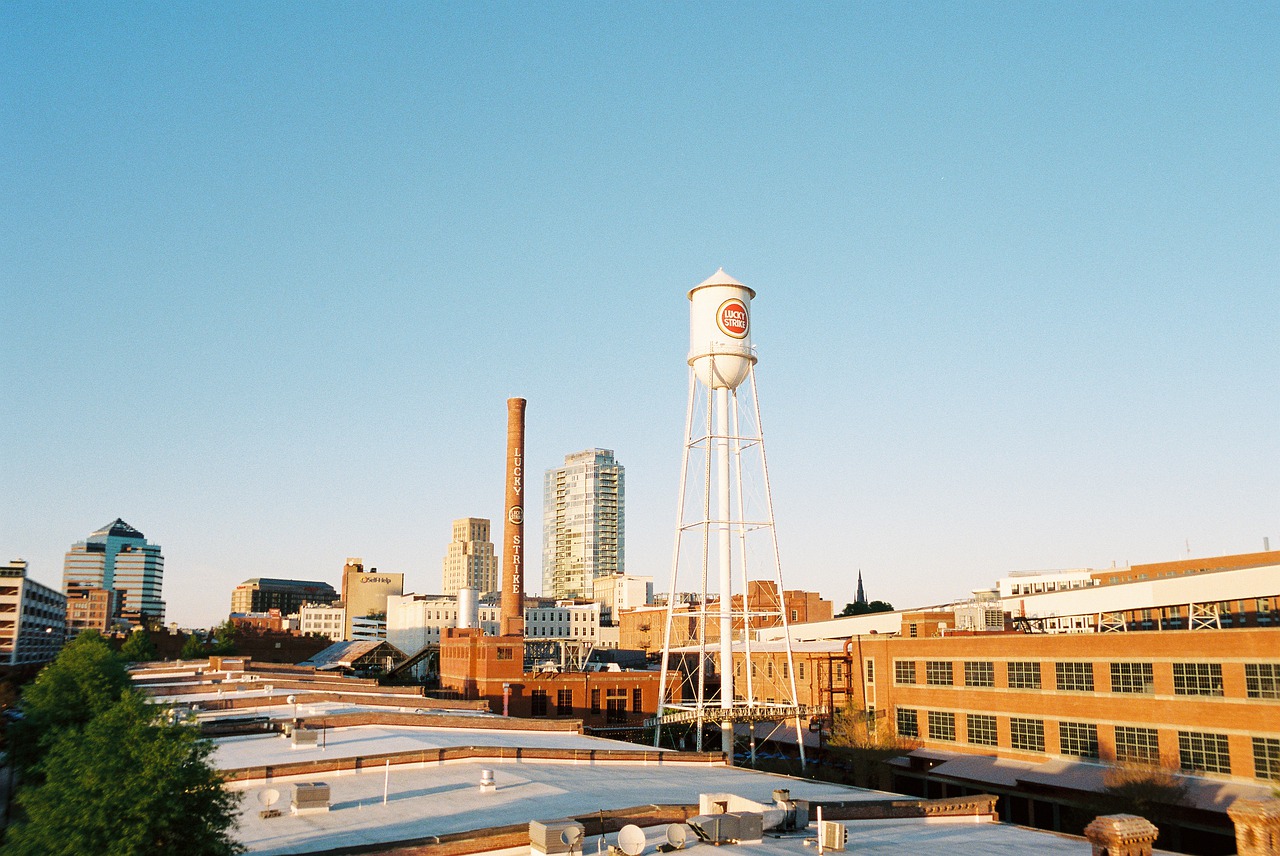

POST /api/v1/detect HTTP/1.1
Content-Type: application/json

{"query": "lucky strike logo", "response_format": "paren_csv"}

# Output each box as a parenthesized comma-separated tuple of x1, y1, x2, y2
(717, 298, 749, 339)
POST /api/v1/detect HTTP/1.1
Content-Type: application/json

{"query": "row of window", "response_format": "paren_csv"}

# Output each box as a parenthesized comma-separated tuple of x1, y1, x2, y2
(895, 707, 1280, 781)
(892, 659, 1279, 698)
(529, 686, 644, 722)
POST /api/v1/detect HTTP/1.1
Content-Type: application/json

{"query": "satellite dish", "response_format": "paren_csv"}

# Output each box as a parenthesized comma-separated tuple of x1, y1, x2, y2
(665, 824, 688, 850)
(257, 788, 280, 809)
(617, 824, 645, 856)
(286, 695, 297, 705)
(561, 826, 583, 848)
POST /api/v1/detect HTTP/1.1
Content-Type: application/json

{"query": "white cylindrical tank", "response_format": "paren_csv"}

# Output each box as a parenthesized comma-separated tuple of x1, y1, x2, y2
(457, 588, 479, 630)
(688, 268, 756, 389)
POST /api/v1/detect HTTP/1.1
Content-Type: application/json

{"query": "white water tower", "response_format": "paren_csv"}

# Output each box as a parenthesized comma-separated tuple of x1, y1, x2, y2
(654, 269, 807, 765)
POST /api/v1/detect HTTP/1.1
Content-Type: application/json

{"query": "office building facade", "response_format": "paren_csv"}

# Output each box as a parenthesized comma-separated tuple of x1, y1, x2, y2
(1, 560, 67, 666)
(441, 518, 498, 597)
(62, 518, 165, 624)
(229, 578, 338, 616)
(542, 449, 624, 599)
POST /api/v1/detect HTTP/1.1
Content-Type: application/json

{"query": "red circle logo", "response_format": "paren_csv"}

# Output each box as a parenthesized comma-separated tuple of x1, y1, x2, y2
(718, 298, 749, 339)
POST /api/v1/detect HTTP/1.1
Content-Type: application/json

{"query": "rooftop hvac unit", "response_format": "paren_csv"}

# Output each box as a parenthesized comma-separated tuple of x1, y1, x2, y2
(290, 782, 330, 815)
(726, 812, 762, 842)
(819, 820, 847, 852)
(529, 819, 585, 855)
(686, 815, 728, 844)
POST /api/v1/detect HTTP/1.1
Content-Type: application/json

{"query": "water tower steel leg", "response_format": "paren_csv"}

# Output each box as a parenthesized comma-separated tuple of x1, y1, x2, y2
(732, 391, 756, 768)
(716, 385, 734, 758)
(696, 376, 715, 754)
(750, 368, 807, 768)
(655, 368, 698, 749)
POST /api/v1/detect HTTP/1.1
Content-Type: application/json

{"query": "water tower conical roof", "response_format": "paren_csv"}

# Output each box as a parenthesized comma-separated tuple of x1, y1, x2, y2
(689, 267, 755, 299)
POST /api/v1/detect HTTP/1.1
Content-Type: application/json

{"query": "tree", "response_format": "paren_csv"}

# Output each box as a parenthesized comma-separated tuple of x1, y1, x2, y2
(839, 600, 894, 617)
(209, 620, 238, 655)
(5, 691, 243, 856)
(826, 704, 918, 789)
(1090, 763, 1189, 827)
(120, 628, 158, 663)
(9, 631, 130, 775)
(179, 633, 207, 660)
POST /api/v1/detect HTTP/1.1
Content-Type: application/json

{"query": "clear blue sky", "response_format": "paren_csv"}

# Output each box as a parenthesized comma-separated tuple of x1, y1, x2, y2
(3, 3, 1277, 628)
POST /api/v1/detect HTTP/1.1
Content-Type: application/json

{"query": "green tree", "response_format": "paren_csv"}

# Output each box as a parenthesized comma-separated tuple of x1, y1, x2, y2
(5, 691, 243, 856)
(9, 631, 130, 775)
(209, 621, 238, 655)
(838, 600, 894, 617)
(179, 633, 206, 660)
(827, 704, 918, 789)
(120, 629, 158, 663)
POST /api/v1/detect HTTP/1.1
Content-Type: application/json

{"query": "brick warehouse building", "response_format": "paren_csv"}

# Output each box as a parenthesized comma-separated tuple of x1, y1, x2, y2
(438, 628, 679, 731)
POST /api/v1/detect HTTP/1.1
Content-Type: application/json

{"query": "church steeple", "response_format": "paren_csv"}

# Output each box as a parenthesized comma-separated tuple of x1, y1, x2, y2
(855, 569, 867, 606)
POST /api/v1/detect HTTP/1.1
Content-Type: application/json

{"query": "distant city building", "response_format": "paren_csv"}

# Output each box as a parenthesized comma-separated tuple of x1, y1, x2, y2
(299, 602, 347, 641)
(229, 578, 338, 616)
(524, 600, 605, 642)
(542, 449, 624, 599)
(1, 559, 67, 666)
(340, 558, 403, 640)
(386, 593, 501, 651)
(350, 615, 387, 641)
(228, 609, 296, 633)
(591, 573, 653, 614)
(441, 518, 498, 597)
(62, 518, 164, 624)
(65, 587, 117, 636)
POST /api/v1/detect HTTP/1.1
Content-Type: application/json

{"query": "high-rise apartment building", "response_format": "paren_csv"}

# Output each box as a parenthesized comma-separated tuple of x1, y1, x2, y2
(542, 449, 624, 599)
(441, 518, 498, 597)
(62, 518, 165, 624)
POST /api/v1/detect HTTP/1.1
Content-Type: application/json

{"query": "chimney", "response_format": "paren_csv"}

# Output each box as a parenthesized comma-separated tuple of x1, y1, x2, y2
(500, 398, 526, 636)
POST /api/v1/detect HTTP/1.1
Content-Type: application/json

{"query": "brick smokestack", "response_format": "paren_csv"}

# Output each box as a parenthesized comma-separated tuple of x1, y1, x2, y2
(500, 397, 526, 636)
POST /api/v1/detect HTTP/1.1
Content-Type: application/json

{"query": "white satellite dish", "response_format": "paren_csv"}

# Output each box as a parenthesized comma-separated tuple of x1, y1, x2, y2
(617, 824, 645, 856)
(257, 788, 280, 809)
(561, 825, 584, 850)
(665, 824, 688, 850)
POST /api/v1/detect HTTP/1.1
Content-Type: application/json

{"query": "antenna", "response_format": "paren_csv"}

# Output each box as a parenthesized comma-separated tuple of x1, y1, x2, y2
(617, 824, 646, 856)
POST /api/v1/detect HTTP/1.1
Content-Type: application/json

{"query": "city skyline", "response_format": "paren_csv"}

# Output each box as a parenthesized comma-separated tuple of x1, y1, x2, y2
(3, 5, 1276, 628)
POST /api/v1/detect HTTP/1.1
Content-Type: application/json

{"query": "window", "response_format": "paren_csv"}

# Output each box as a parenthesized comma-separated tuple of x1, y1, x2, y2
(767, 660, 774, 679)
(782, 662, 789, 680)
(557, 689, 573, 716)
(894, 660, 917, 685)
(908, 623, 918, 638)
(833, 661, 843, 681)
(927, 711, 956, 741)
(590, 688, 601, 713)
(1055, 662, 1094, 692)
(605, 689, 627, 724)
(964, 661, 994, 687)
(791, 609, 798, 622)
(896, 708, 918, 739)
(633, 687, 643, 712)
(966, 714, 998, 746)
(865, 659, 874, 683)
(1178, 731, 1231, 774)
(530, 689, 548, 717)
(1059, 722, 1099, 758)
(1114, 726, 1160, 765)
(1173, 663, 1224, 696)
(798, 661, 805, 680)
(1008, 661, 1041, 689)
(1253, 737, 1280, 781)
(496, 647, 513, 661)
(926, 661, 952, 686)
(1110, 662, 1154, 694)
(1010, 718, 1045, 752)
(1245, 663, 1280, 699)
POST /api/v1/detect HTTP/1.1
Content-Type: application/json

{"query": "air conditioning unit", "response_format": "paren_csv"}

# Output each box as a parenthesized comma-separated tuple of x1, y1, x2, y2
(819, 820, 847, 852)
(686, 815, 728, 844)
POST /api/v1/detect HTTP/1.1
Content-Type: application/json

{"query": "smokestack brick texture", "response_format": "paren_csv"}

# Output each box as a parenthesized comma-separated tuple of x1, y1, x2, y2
(501, 398, 526, 636)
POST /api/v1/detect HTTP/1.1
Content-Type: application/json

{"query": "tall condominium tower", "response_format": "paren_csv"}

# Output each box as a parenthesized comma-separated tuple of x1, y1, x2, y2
(542, 449, 624, 599)
(62, 518, 165, 624)
(442, 517, 498, 597)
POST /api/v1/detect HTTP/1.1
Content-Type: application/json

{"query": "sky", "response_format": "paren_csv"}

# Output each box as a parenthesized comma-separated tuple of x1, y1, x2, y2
(3, 3, 1277, 629)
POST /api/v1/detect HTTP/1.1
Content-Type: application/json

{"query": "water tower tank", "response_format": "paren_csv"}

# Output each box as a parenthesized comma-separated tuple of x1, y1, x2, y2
(688, 268, 756, 390)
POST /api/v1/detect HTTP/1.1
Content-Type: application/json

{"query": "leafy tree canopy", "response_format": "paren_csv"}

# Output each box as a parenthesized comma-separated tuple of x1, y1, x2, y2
(6, 691, 243, 856)
(180, 633, 207, 660)
(10, 631, 130, 774)
(839, 600, 894, 617)
(210, 621, 238, 656)
(120, 628, 158, 663)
